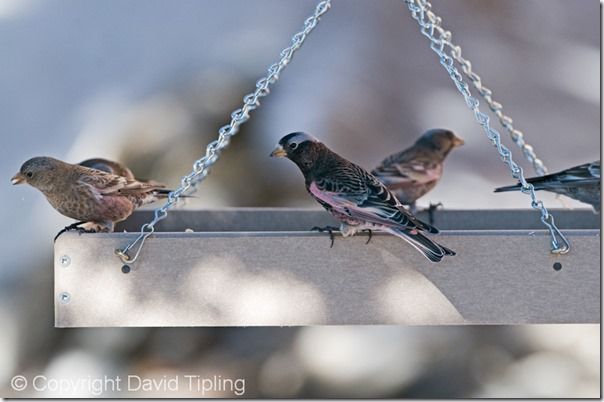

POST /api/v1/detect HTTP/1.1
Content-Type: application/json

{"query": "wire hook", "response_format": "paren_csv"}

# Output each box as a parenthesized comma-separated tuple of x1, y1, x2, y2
(115, 224, 155, 264)
(542, 214, 571, 254)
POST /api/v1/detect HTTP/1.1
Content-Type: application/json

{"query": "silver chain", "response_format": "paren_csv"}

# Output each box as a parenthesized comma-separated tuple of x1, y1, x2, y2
(451, 47, 548, 176)
(116, 0, 332, 264)
(404, 0, 569, 253)
(418, 2, 548, 176)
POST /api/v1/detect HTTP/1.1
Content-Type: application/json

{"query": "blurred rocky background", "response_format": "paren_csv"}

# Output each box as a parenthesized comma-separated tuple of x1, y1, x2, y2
(0, 0, 599, 398)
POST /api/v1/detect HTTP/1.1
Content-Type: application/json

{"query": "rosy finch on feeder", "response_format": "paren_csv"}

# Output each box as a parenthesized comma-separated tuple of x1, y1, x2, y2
(11, 156, 173, 237)
(371, 128, 464, 213)
(495, 161, 601, 213)
(271, 132, 455, 262)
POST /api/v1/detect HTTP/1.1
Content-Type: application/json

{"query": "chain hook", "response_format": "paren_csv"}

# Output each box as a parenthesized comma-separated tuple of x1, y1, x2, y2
(542, 214, 571, 254)
(115, 224, 155, 264)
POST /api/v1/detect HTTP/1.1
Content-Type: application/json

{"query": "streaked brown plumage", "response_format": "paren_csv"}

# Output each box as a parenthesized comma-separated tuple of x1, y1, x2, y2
(371, 129, 464, 212)
(12, 156, 168, 233)
(78, 158, 164, 187)
(79, 158, 136, 180)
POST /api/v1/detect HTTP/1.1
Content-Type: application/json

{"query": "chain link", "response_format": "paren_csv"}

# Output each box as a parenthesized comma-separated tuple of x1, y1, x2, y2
(451, 47, 548, 176)
(416, 2, 548, 176)
(404, 0, 569, 253)
(116, 0, 332, 264)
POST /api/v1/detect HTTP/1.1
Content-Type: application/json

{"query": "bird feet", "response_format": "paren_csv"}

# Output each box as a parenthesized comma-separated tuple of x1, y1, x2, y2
(54, 221, 90, 241)
(75, 227, 98, 235)
(361, 229, 373, 244)
(310, 226, 339, 248)
(423, 202, 443, 225)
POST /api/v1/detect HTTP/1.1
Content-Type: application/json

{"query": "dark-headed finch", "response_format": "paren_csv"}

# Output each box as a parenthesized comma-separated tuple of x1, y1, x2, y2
(495, 161, 601, 213)
(371, 129, 464, 211)
(11, 156, 173, 235)
(271, 132, 455, 262)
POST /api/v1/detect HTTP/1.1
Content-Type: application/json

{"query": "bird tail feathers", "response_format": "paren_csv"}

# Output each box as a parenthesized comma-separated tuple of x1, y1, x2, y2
(155, 189, 196, 198)
(387, 227, 455, 263)
(494, 181, 552, 193)
(493, 184, 521, 193)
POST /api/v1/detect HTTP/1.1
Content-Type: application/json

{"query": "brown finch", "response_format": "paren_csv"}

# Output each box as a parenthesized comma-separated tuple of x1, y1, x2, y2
(12, 156, 171, 236)
(371, 129, 464, 213)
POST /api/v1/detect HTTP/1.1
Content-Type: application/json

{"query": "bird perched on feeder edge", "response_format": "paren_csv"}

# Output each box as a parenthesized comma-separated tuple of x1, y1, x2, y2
(494, 160, 601, 213)
(271, 132, 455, 262)
(371, 128, 464, 218)
(11, 156, 175, 239)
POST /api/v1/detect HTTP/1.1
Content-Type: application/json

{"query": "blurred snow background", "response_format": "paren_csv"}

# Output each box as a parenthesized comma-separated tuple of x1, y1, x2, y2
(0, 0, 600, 397)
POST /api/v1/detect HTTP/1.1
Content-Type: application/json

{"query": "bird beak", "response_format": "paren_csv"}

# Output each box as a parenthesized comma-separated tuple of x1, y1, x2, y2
(270, 145, 287, 158)
(453, 136, 465, 147)
(11, 173, 25, 185)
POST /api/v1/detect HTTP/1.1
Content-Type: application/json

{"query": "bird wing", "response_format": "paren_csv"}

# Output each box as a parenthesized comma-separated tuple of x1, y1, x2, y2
(310, 163, 438, 233)
(587, 161, 600, 178)
(372, 153, 442, 186)
(78, 158, 136, 180)
(496, 161, 601, 193)
(529, 162, 600, 187)
(78, 173, 129, 194)
(549, 161, 601, 183)
(78, 169, 163, 197)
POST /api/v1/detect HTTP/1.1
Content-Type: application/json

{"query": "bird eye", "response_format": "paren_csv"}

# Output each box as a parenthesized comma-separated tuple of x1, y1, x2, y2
(26, 172, 33, 178)
(289, 143, 298, 150)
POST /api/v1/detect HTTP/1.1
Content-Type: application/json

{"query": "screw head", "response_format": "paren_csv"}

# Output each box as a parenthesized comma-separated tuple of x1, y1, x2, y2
(59, 255, 71, 267)
(58, 292, 71, 304)
(121, 265, 131, 274)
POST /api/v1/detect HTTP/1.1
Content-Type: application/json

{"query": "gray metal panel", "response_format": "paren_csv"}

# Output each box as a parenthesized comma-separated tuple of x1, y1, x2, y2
(55, 209, 600, 327)
(116, 208, 600, 232)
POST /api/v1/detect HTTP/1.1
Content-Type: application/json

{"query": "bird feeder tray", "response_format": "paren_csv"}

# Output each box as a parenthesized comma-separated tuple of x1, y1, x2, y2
(54, 208, 600, 327)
